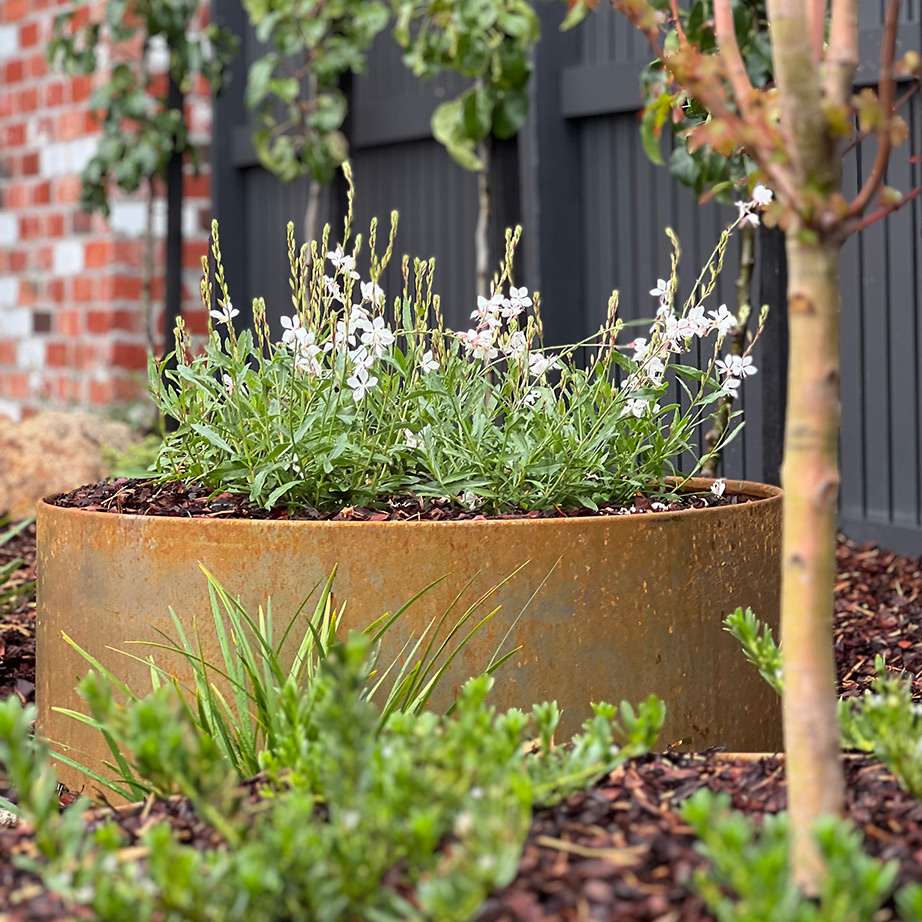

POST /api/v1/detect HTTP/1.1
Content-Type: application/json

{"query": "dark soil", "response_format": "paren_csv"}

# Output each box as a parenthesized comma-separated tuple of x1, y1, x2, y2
(2, 754, 920, 921)
(50, 477, 752, 522)
(0, 521, 36, 706)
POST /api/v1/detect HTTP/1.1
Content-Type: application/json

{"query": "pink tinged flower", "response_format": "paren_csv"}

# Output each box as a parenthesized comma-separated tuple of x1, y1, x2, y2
(471, 294, 503, 326)
(752, 184, 773, 207)
(461, 328, 499, 362)
(360, 315, 395, 358)
(735, 201, 760, 228)
(630, 338, 648, 361)
(686, 305, 710, 336)
(420, 350, 439, 374)
(708, 305, 736, 338)
(711, 478, 727, 498)
(346, 364, 377, 402)
(210, 300, 239, 326)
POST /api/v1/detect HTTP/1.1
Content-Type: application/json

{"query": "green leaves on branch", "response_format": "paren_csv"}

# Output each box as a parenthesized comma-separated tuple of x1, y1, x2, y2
(243, 0, 389, 183)
(47, 1, 237, 215)
(393, 0, 539, 171)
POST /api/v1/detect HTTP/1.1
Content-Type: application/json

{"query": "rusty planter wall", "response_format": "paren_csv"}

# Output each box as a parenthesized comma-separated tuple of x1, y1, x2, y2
(37, 479, 782, 783)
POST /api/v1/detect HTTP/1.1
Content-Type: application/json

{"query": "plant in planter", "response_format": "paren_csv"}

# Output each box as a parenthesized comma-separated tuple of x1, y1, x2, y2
(37, 172, 782, 769)
(605, 0, 920, 891)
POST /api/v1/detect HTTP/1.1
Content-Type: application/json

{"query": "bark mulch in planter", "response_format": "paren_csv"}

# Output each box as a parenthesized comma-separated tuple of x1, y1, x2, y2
(50, 477, 750, 522)
(2, 754, 921, 922)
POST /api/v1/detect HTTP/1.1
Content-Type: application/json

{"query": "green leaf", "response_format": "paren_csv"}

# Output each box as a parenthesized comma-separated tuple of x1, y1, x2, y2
(432, 99, 483, 171)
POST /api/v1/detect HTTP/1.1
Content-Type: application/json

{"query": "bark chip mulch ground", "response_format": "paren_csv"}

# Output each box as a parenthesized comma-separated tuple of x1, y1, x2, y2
(50, 477, 751, 522)
(0, 520, 36, 707)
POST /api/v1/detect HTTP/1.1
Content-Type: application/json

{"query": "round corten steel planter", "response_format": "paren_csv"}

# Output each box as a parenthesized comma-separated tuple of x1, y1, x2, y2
(37, 478, 782, 784)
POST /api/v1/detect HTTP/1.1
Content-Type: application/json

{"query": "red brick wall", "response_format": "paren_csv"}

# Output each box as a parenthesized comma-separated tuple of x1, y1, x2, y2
(0, 2, 213, 421)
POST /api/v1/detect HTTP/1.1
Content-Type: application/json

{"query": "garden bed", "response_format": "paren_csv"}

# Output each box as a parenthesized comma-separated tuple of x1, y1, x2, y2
(1, 753, 920, 921)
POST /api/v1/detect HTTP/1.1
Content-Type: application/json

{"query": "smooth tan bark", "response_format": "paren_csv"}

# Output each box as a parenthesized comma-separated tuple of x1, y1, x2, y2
(781, 236, 845, 892)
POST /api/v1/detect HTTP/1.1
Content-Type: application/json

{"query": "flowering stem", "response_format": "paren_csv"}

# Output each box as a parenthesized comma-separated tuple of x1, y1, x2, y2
(702, 221, 755, 476)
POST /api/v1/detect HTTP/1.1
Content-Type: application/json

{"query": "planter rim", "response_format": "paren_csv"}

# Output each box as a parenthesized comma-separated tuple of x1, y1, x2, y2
(38, 478, 781, 530)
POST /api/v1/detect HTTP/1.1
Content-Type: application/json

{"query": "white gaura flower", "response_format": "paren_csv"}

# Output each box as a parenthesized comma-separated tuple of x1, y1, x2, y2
(346, 364, 378, 402)
(663, 313, 694, 349)
(528, 351, 559, 378)
(360, 315, 396, 358)
(717, 353, 757, 379)
(294, 350, 323, 377)
(461, 328, 499, 362)
(360, 280, 385, 306)
(686, 304, 710, 336)
(622, 397, 649, 419)
(419, 350, 439, 374)
(735, 200, 760, 228)
(324, 275, 344, 304)
(752, 184, 773, 207)
(403, 428, 419, 449)
(708, 304, 736, 338)
(523, 389, 541, 407)
(502, 286, 532, 319)
(280, 314, 302, 347)
(459, 490, 479, 510)
(645, 355, 666, 384)
(350, 304, 372, 331)
(210, 300, 239, 326)
(630, 338, 648, 361)
(349, 344, 376, 369)
(650, 278, 669, 300)
(327, 245, 359, 280)
(721, 376, 741, 398)
(502, 330, 528, 360)
(711, 478, 727, 498)
(222, 373, 235, 394)
(471, 293, 503, 326)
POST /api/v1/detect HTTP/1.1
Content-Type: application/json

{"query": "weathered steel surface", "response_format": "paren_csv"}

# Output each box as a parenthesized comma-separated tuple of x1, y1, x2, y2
(37, 479, 782, 787)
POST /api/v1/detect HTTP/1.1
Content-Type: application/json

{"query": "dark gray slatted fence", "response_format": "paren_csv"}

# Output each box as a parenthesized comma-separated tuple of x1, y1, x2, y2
(213, 1, 922, 555)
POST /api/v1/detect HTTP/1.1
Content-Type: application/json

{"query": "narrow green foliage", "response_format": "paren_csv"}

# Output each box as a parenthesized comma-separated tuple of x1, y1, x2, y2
(4, 634, 664, 921)
(683, 789, 903, 922)
(0, 517, 34, 615)
(58, 566, 523, 789)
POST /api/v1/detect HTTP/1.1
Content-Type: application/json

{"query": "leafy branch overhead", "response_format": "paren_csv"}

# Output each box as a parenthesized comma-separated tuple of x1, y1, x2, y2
(638, 1, 772, 203)
(393, 0, 540, 171)
(243, 0, 390, 184)
(48, 1, 237, 215)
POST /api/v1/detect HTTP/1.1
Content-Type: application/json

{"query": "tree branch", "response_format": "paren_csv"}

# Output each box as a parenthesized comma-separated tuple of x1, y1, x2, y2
(840, 82, 919, 157)
(714, 0, 755, 115)
(847, 0, 901, 217)
(824, 0, 858, 107)
(846, 183, 922, 235)
(807, 0, 826, 62)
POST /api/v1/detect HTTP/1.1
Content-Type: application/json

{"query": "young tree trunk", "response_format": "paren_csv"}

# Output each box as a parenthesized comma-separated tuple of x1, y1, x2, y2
(142, 178, 156, 356)
(304, 179, 321, 247)
(780, 234, 845, 892)
(475, 138, 492, 296)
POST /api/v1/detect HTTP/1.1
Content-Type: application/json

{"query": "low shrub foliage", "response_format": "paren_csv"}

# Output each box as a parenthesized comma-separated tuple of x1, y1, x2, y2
(150, 166, 767, 514)
(1, 634, 664, 921)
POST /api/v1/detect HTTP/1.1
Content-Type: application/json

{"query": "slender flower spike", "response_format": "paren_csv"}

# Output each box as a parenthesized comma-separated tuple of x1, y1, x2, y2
(346, 364, 378, 402)
(210, 300, 239, 326)
(751, 184, 773, 207)
(419, 350, 439, 374)
(711, 478, 727, 498)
